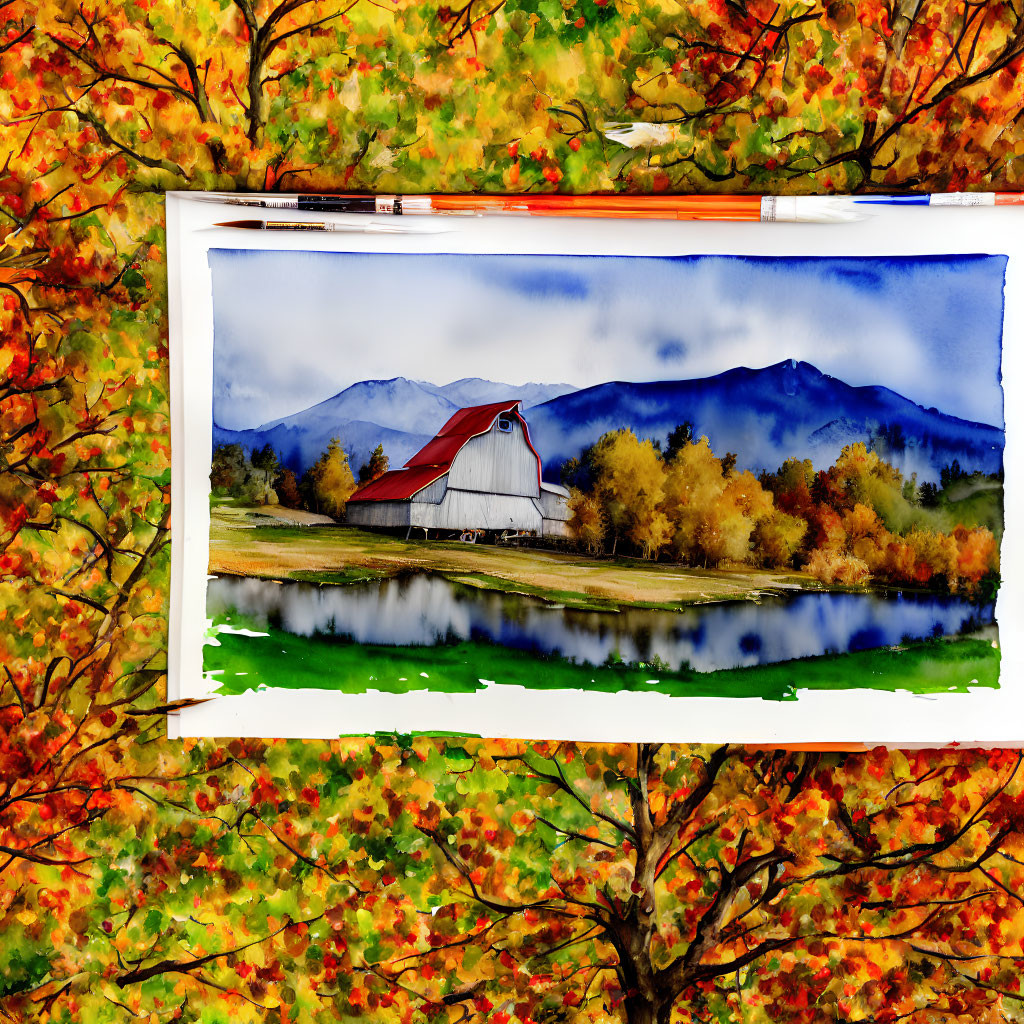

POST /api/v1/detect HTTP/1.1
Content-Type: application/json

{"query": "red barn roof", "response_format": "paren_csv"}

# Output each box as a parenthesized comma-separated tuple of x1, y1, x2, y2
(346, 464, 450, 502)
(350, 400, 540, 503)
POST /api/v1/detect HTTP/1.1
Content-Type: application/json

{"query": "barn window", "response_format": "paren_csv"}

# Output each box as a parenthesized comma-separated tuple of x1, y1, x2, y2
(497, 417, 513, 433)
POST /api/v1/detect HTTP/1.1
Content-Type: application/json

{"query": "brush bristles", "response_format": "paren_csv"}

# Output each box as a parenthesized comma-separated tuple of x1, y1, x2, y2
(816, 204, 866, 223)
(765, 196, 871, 223)
(602, 121, 679, 147)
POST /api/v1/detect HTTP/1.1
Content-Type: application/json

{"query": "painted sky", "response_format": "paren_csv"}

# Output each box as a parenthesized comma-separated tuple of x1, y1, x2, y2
(209, 249, 1006, 431)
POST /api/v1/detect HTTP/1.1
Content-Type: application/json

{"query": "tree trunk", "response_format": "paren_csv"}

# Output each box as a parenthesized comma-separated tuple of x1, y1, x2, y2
(233, 0, 265, 144)
(246, 39, 265, 144)
(616, 745, 675, 1024)
(624, 993, 672, 1024)
(624, 995, 657, 1024)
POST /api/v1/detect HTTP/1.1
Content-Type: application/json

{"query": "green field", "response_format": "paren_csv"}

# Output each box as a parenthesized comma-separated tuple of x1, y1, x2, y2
(205, 607, 1000, 702)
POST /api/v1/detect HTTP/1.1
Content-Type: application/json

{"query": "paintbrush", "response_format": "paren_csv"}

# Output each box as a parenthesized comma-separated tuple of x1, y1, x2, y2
(211, 218, 451, 234)
(193, 192, 868, 223)
(853, 192, 1024, 207)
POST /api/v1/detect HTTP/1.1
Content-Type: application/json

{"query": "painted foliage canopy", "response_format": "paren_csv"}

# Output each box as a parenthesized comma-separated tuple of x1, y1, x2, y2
(2, 0, 1024, 1022)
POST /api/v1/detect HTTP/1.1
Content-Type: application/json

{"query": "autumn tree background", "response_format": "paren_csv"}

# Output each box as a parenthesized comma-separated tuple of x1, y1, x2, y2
(2, 0, 1024, 1021)
(560, 429, 1000, 594)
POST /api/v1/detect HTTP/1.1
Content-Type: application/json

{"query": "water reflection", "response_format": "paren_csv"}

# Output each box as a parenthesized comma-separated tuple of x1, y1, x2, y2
(207, 574, 994, 674)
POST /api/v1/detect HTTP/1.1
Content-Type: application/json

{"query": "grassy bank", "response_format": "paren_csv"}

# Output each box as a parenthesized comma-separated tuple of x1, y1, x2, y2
(209, 504, 821, 611)
(205, 610, 999, 702)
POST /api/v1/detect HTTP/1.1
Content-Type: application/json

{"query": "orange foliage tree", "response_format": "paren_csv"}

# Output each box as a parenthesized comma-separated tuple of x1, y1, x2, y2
(3, 739, 1024, 1024)
(0, 1, 1023, 1022)
(567, 431, 999, 592)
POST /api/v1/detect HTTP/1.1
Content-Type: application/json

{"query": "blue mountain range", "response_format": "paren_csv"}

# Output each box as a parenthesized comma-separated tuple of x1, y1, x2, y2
(212, 377, 576, 474)
(212, 361, 1003, 484)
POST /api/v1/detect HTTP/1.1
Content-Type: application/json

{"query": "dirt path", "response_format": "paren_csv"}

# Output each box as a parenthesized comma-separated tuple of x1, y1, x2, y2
(213, 503, 336, 527)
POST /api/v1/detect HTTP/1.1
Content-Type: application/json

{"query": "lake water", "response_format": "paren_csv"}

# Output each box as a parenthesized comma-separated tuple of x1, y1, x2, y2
(206, 574, 995, 673)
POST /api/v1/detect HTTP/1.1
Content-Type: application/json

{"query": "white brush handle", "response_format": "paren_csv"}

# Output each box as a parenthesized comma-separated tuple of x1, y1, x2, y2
(928, 192, 996, 206)
(760, 196, 864, 223)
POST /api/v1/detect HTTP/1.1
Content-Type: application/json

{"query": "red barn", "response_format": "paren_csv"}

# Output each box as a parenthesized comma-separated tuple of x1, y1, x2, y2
(345, 400, 570, 537)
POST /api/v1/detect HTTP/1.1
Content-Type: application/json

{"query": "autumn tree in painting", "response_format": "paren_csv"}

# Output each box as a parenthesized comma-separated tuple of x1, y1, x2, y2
(304, 436, 356, 517)
(276, 465, 303, 507)
(566, 429, 999, 595)
(586, 430, 673, 559)
(358, 443, 390, 484)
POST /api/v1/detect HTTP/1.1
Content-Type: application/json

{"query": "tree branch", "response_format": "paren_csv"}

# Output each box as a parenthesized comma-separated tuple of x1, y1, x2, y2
(115, 915, 322, 987)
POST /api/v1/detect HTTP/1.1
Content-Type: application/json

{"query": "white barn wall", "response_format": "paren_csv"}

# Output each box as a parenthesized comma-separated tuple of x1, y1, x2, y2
(538, 483, 571, 521)
(541, 518, 570, 538)
(346, 501, 410, 527)
(447, 420, 540, 498)
(412, 489, 542, 532)
(349, 490, 547, 533)
(414, 476, 447, 503)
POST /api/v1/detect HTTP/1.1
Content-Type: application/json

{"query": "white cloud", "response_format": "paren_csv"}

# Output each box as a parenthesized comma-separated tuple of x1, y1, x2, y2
(210, 250, 1004, 430)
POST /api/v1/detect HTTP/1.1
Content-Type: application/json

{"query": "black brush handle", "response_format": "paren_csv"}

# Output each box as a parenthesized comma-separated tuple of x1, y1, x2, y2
(296, 196, 400, 214)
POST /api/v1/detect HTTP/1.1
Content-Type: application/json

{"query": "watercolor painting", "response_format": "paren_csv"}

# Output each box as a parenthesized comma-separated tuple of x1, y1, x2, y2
(203, 250, 1004, 700)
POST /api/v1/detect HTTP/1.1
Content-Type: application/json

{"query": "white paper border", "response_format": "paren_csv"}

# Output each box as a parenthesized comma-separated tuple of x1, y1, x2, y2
(165, 192, 1022, 744)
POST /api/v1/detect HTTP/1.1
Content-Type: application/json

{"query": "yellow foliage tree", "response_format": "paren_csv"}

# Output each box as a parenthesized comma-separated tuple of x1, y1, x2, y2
(805, 548, 871, 586)
(843, 501, 887, 569)
(592, 430, 671, 559)
(311, 437, 355, 519)
(663, 436, 726, 564)
(907, 527, 960, 590)
(753, 511, 807, 568)
(664, 444, 779, 567)
(702, 471, 775, 566)
(833, 443, 914, 530)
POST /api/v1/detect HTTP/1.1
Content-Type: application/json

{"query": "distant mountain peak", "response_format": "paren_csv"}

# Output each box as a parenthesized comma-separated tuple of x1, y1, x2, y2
(424, 375, 578, 390)
(723, 358, 826, 381)
(526, 363, 1002, 484)
(212, 364, 1002, 487)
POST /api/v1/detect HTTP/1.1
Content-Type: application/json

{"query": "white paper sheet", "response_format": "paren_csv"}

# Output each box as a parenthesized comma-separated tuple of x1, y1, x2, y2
(166, 192, 1022, 743)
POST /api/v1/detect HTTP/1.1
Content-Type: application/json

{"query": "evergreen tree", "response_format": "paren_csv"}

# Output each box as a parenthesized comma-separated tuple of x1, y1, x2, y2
(664, 421, 695, 462)
(940, 460, 966, 489)
(249, 444, 280, 504)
